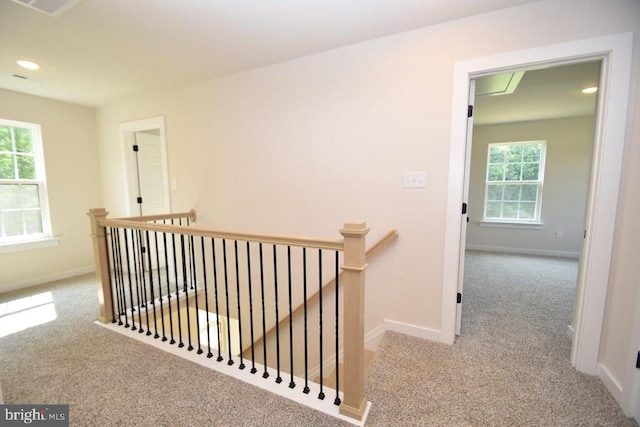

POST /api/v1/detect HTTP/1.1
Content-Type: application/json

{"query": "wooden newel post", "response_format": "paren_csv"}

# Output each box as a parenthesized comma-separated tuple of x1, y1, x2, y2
(339, 222, 370, 420)
(87, 208, 113, 324)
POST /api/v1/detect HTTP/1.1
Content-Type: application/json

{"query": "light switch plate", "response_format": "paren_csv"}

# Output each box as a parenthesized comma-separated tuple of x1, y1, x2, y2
(403, 171, 426, 188)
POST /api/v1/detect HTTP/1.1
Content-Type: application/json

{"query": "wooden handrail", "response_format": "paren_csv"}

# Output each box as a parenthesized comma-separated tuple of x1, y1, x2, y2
(114, 209, 197, 223)
(90, 207, 385, 421)
(98, 218, 344, 251)
(242, 228, 398, 356)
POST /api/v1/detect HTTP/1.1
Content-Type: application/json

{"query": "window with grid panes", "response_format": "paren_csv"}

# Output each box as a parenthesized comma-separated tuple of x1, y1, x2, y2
(484, 141, 546, 223)
(0, 119, 51, 243)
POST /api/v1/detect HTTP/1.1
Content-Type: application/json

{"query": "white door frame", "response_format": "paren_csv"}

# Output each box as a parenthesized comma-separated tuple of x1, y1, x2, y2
(442, 32, 633, 377)
(119, 116, 171, 216)
(623, 278, 640, 419)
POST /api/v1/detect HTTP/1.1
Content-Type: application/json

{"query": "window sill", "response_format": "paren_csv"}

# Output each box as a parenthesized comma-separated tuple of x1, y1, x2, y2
(478, 221, 543, 230)
(0, 237, 61, 254)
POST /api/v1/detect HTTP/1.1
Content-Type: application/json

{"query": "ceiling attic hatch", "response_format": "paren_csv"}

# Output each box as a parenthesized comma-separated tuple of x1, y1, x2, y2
(10, 0, 84, 17)
(476, 71, 525, 97)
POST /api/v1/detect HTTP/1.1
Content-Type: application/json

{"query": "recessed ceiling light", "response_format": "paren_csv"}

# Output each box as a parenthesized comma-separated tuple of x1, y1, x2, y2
(582, 86, 598, 94)
(17, 60, 40, 70)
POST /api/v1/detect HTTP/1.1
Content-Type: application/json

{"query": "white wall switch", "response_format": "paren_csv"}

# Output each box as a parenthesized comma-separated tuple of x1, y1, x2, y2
(403, 171, 426, 188)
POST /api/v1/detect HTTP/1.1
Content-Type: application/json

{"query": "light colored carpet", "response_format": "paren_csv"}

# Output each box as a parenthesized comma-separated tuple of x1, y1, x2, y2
(365, 251, 637, 426)
(0, 251, 637, 426)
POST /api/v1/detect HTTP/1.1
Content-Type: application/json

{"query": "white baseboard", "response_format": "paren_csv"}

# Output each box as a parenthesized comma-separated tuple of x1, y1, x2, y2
(363, 320, 446, 354)
(0, 266, 95, 294)
(466, 244, 579, 259)
(382, 319, 446, 343)
(567, 324, 574, 341)
(598, 363, 624, 405)
(96, 320, 370, 426)
(364, 324, 386, 351)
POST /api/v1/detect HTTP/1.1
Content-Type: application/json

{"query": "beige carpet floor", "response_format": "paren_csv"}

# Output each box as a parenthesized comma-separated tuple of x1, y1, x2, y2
(0, 251, 637, 426)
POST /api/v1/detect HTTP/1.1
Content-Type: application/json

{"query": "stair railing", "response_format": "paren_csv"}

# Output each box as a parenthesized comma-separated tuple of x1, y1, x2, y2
(87, 208, 370, 421)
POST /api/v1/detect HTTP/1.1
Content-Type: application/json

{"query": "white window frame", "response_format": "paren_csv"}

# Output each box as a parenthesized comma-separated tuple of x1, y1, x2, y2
(0, 119, 52, 246)
(482, 140, 546, 225)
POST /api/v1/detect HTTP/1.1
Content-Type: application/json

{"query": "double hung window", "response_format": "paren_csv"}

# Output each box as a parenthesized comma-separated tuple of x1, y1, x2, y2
(484, 140, 546, 223)
(0, 119, 51, 243)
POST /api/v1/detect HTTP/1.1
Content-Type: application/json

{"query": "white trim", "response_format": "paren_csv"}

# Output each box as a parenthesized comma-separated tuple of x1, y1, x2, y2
(119, 116, 171, 216)
(598, 363, 623, 404)
(443, 33, 634, 372)
(0, 236, 60, 254)
(477, 221, 543, 230)
(364, 324, 386, 351)
(383, 319, 445, 343)
(465, 245, 579, 259)
(622, 275, 640, 417)
(567, 324, 574, 341)
(0, 265, 94, 293)
(96, 321, 370, 426)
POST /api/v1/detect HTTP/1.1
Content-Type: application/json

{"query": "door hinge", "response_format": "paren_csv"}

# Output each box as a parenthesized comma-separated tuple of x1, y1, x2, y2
(467, 105, 473, 118)
(462, 202, 467, 215)
(457, 293, 462, 304)
(636, 351, 640, 369)
(133, 144, 139, 152)
(137, 197, 143, 204)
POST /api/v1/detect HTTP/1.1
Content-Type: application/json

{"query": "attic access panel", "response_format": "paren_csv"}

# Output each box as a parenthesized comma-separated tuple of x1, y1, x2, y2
(475, 71, 525, 97)
(10, 0, 84, 17)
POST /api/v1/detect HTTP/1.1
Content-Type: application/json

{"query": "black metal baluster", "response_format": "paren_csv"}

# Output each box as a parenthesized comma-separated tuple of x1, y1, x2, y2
(187, 218, 195, 290)
(222, 239, 233, 365)
(334, 251, 341, 406)
(235, 240, 245, 369)
(303, 247, 309, 394)
(201, 237, 213, 358)
(122, 229, 134, 329)
(318, 249, 325, 400)
(163, 230, 175, 344)
(259, 243, 269, 378)
(211, 238, 224, 362)
(117, 229, 129, 325)
(180, 234, 193, 351)
(138, 230, 151, 335)
(154, 230, 166, 341)
(273, 244, 282, 384)
(287, 246, 295, 389)
(131, 229, 144, 333)
(192, 235, 202, 354)
(136, 230, 148, 306)
(127, 229, 141, 330)
(146, 230, 158, 338)
(246, 241, 257, 374)
(110, 227, 125, 325)
(106, 227, 117, 323)
(172, 228, 184, 348)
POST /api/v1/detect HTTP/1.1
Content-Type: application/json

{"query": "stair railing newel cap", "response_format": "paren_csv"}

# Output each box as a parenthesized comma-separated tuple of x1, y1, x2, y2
(339, 222, 370, 237)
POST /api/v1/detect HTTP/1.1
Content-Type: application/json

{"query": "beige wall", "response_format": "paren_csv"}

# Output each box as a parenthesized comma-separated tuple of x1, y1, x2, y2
(95, 0, 640, 402)
(0, 89, 102, 291)
(467, 116, 595, 256)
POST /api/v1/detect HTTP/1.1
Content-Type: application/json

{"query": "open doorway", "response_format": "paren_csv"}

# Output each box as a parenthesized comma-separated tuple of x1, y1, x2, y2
(120, 116, 171, 217)
(459, 61, 601, 348)
(443, 33, 634, 378)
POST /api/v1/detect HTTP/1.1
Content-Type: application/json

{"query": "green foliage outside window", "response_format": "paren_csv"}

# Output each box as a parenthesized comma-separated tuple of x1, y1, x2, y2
(0, 122, 46, 239)
(484, 141, 545, 222)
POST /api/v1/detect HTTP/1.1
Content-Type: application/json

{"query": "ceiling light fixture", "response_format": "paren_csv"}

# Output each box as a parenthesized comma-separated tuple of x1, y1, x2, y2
(17, 60, 40, 70)
(582, 86, 598, 94)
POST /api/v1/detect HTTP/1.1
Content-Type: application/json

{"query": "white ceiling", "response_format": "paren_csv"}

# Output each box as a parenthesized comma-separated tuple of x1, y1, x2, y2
(0, 0, 541, 107)
(474, 61, 601, 125)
